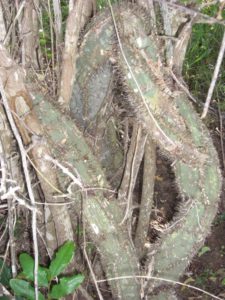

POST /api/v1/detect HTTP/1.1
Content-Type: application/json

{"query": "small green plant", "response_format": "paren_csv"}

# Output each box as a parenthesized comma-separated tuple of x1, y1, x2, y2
(194, 269, 216, 287)
(0, 258, 12, 290)
(191, 267, 225, 290)
(198, 246, 211, 257)
(9, 241, 84, 300)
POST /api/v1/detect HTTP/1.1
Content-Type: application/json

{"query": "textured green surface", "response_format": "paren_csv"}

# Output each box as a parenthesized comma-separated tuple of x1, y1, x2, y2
(114, 8, 222, 291)
(33, 97, 140, 299)
(152, 94, 221, 283)
(36, 3, 222, 299)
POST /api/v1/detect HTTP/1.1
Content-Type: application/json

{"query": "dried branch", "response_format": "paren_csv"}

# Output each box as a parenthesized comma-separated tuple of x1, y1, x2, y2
(96, 275, 223, 300)
(119, 124, 147, 225)
(0, 43, 74, 258)
(173, 16, 196, 75)
(201, 30, 225, 118)
(47, 0, 56, 95)
(52, 0, 62, 44)
(52, 0, 63, 86)
(218, 102, 225, 173)
(83, 219, 104, 300)
(21, 0, 39, 68)
(170, 70, 197, 103)
(156, 0, 225, 26)
(134, 138, 156, 258)
(59, 0, 95, 106)
(0, 105, 20, 280)
(0, 2, 6, 42)
(7, 192, 17, 279)
(0, 154, 7, 195)
(0, 77, 39, 300)
(3, 1, 26, 46)
(44, 155, 83, 189)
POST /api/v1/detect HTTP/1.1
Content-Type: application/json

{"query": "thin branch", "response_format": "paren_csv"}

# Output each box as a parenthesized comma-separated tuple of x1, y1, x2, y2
(44, 155, 83, 188)
(199, 0, 220, 9)
(170, 70, 197, 103)
(0, 79, 39, 300)
(0, 154, 7, 194)
(0, 218, 9, 243)
(134, 138, 156, 258)
(3, 0, 26, 45)
(0, 148, 17, 278)
(59, 0, 94, 106)
(119, 125, 147, 225)
(1, 284, 13, 297)
(157, 0, 225, 26)
(26, 153, 63, 195)
(47, 0, 56, 96)
(201, 30, 225, 118)
(7, 197, 17, 278)
(82, 193, 104, 300)
(96, 275, 224, 300)
(218, 102, 225, 173)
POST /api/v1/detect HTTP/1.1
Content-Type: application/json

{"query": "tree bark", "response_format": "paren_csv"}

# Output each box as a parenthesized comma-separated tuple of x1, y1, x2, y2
(21, 0, 39, 68)
(0, 2, 6, 42)
(59, 0, 95, 107)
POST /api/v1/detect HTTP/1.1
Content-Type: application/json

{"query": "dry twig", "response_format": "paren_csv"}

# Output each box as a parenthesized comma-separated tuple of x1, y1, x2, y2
(201, 30, 225, 118)
(3, 0, 26, 45)
(0, 78, 39, 300)
(119, 125, 147, 225)
(97, 275, 224, 300)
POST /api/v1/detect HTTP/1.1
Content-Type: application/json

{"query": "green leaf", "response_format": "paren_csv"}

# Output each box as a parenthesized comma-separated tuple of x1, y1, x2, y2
(49, 241, 75, 280)
(46, 52, 52, 59)
(19, 253, 49, 287)
(10, 279, 45, 300)
(39, 39, 47, 46)
(0, 296, 10, 300)
(198, 246, 211, 257)
(222, 278, 225, 285)
(0, 259, 12, 288)
(49, 274, 84, 299)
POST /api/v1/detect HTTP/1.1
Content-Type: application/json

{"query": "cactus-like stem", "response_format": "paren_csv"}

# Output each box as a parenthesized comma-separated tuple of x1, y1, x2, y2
(35, 3, 222, 299)
(70, 3, 222, 297)
(33, 96, 140, 299)
(149, 94, 222, 290)
(111, 6, 222, 295)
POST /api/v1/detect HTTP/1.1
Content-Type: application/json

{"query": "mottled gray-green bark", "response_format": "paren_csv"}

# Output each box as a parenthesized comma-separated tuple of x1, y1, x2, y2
(68, 3, 221, 298)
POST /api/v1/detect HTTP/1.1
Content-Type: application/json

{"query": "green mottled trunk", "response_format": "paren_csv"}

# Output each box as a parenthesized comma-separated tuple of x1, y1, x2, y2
(34, 3, 221, 299)
(33, 96, 140, 299)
